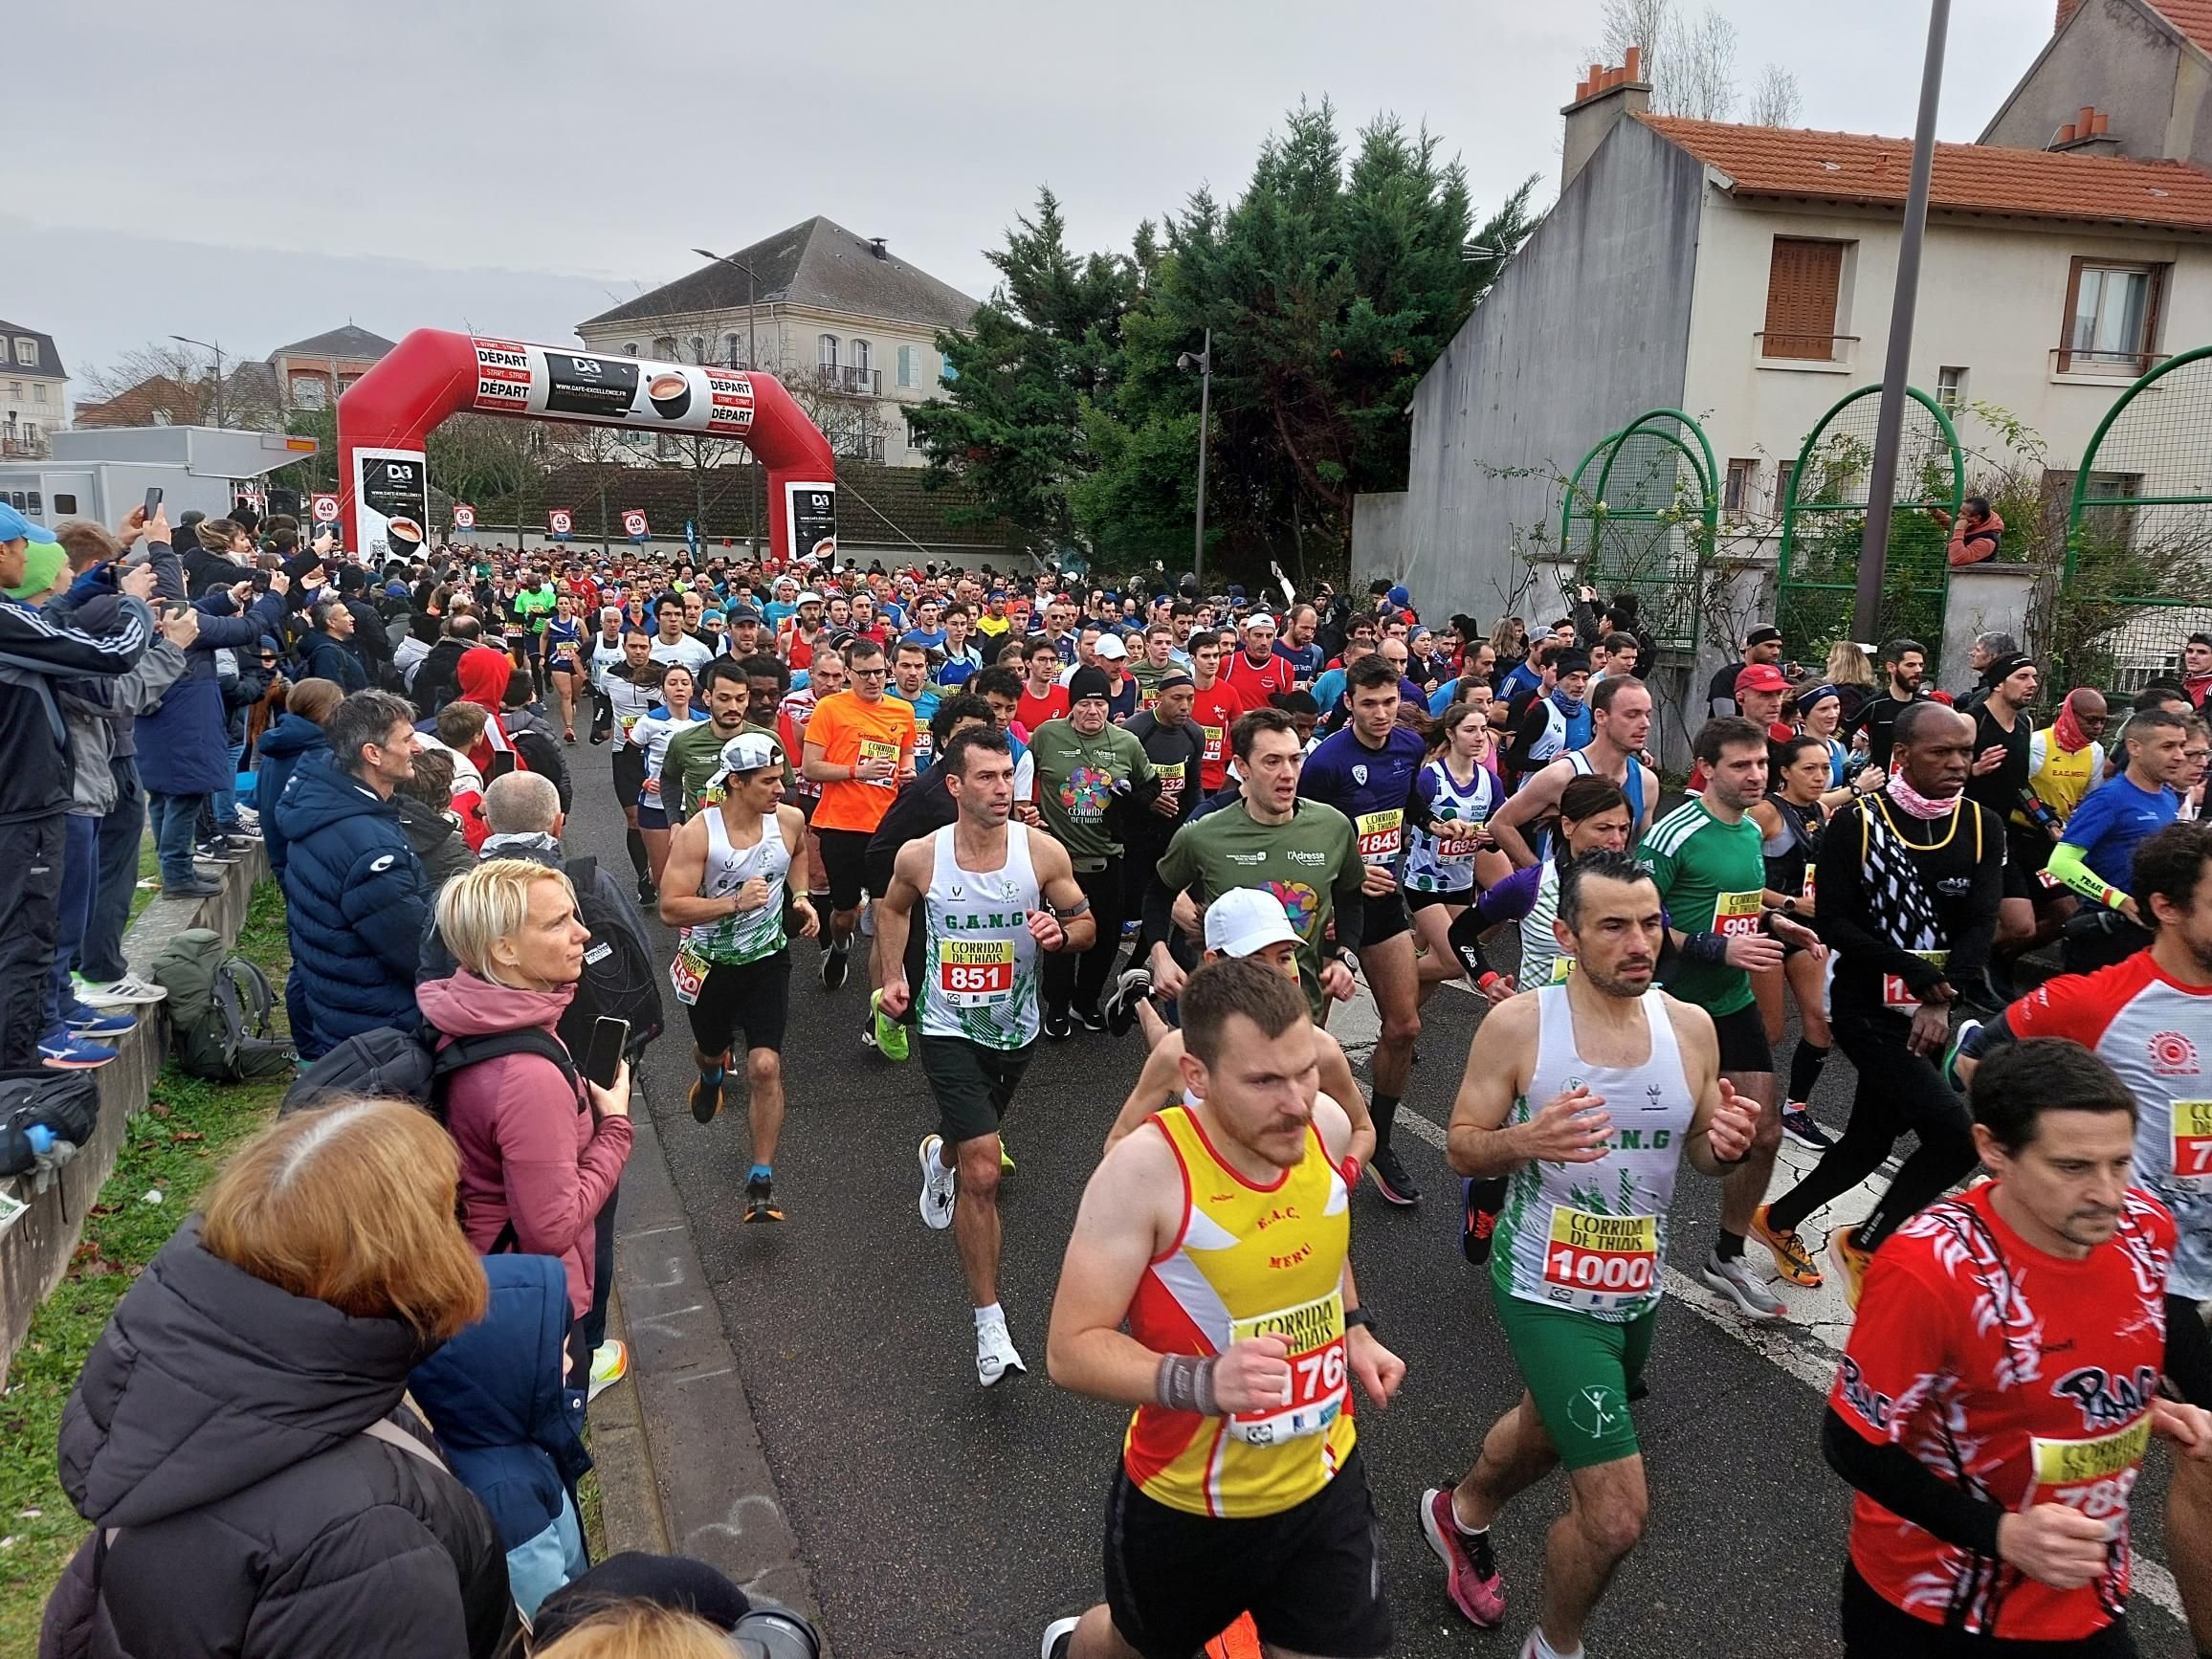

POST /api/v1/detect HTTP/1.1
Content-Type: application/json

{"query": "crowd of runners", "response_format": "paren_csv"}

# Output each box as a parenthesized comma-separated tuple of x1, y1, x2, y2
(16, 494, 2212, 1657)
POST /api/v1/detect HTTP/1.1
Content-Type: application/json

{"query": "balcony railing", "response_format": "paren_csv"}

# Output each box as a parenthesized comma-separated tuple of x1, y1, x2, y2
(810, 364, 883, 396)
(0, 433, 48, 459)
(839, 433, 887, 463)
(2051, 344, 2168, 378)
(1754, 331, 1859, 366)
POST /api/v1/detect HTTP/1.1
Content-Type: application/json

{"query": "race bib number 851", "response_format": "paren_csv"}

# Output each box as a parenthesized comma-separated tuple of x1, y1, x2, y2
(938, 938, 1015, 1005)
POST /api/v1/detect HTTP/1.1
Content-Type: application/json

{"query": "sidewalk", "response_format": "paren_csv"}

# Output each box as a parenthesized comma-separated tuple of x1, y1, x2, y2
(589, 1098, 830, 1648)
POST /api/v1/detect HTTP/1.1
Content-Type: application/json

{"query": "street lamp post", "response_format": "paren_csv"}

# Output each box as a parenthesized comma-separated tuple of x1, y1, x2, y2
(1177, 328, 1213, 586)
(170, 333, 226, 428)
(1854, 0, 1952, 644)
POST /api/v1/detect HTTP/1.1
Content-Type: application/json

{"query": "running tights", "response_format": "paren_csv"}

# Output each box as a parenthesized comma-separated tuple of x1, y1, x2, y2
(1765, 1006, 1977, 1250)
(625, 825, 650, 881)
(1786, 1039, 1829, 1106)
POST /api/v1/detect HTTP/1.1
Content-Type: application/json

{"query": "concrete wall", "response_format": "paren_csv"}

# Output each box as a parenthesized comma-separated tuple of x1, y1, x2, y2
(1940, 561, 2041, 693)
(1982, 0, 2183, 161)
(1357, 118, 1703, 626)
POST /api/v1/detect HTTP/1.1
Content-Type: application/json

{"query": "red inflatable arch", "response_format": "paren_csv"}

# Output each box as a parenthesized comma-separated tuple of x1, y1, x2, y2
(336, 327, 837, 565)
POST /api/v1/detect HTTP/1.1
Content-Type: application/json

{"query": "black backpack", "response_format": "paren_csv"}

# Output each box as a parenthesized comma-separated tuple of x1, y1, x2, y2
(0, 1068, 101, 1181)
(562, 855, 664, 1059)
(148, 929, 296, 1083)
(283, 1022, 577, 1121)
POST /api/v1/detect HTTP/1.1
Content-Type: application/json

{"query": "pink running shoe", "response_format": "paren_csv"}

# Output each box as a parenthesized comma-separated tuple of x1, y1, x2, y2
(1420, 1486, 1505, 1626)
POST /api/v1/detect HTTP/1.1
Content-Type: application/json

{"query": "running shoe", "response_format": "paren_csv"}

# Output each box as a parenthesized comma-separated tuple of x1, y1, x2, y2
(1943, 1018, 1982, 1093)
(1420, 1487, 1506, 1627)
(1751, 1204, 1824, 1289)
(1829, 1225, 1874, 1311)
(1368, 1144, 1421, 1206)
(871, 989, 910, 1061)
(1041, 1617, 1078, 1659)
(976, 1313, 1026, 1386)
(918, 1134, 957, 1229)
(193, 842, 238, 866)
(1699, 1250, 1786, 1319)
(1102, 965, 1151, 1036)
(1000, 1138, 1016, 1174)
(636, 875, 658, 909)
(688, 1068, 723, 1124)
(1043, 1007, 1073, 1041)
(74, 972, 166, 1006)
(1779, 1101, 1834, 1151)
(1074, 1006, 1108, 1034)
(587, 1339, 629, 1403)
(821, 933, 851, 991)
(39, 1030, 118, 1070)
(1461, 1177, 1506, 1266)
(63, 1003, 135, 1038)
(744, 1173, 785, 1224)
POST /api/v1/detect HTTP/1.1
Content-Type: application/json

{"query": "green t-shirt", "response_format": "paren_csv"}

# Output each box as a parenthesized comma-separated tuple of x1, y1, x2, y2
(663, 719, 747, 823)
(513, 585, 558, 633)
(1636, 797, 1766, 1018)
(1156, 798, 1359, 1017)
(1029, 718, 1155, 862)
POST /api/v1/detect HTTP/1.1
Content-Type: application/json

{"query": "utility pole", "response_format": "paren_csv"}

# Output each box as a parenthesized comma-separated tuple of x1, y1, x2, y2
(1854, 0, 1950, 644)
(171, 334, 226, 428)
(1178, 328, 1213, 585)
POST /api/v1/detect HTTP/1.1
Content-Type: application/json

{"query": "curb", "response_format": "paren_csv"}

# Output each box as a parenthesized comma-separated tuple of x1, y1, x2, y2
(592, 1099, 829, 1645)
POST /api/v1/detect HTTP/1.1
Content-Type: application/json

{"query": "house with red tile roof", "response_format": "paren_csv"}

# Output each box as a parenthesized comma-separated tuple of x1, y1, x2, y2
(1359, 3, 2212, 668)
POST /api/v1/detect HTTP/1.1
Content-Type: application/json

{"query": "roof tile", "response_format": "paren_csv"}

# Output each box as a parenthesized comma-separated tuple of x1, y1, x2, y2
(1640, 114, 2212, 231)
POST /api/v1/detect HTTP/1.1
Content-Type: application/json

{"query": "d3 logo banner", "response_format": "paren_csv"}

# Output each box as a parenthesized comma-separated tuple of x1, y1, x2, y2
(547, 508, 575, 540)
(622, 508, 650, 541)
(451, 503, 476, 530)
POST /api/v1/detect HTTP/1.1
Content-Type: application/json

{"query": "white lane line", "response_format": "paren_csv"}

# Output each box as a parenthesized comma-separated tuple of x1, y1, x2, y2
(1387, 1101, 2189, 1626)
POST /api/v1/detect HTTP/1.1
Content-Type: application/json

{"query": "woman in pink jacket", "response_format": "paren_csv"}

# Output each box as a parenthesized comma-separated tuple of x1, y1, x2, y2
(419, 858, 633, 1390)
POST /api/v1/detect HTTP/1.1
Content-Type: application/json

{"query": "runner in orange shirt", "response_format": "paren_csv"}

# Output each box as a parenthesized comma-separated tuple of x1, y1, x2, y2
(803, 637, 918, 1007)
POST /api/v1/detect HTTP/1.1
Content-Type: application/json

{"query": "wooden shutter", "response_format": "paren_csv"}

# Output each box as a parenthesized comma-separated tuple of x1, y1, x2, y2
(1763, 239, 1844, 360)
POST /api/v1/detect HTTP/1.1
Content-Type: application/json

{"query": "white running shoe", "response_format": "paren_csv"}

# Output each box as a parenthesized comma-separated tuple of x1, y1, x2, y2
(977, 1314, 1026, 1386)
(1700, 1250, 1787, 1319)
(75, 972, 167, 1007)
(918, 1134, 957, 1230)
(1041, 1615, 1080, 1658)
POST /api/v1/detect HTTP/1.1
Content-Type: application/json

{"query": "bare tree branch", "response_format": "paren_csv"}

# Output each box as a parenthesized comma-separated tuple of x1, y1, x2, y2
(1747, 63, 1803, 127)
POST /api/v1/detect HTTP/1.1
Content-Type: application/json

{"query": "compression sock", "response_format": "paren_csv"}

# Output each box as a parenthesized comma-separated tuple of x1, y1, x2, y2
(748, 1163, 772, 1183)
(1715, 1228, 1747, 1262)
(1446, 907, 1491, 979)
(1371, 1093, 1401, 1151)
(1786, 1040, 1830, 1105)
(625, 826, 650, 879)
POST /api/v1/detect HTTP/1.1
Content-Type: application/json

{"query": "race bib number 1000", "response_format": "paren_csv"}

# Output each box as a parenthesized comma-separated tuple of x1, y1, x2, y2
(938, 938, 1015, 1005)
(1226, 1288, 1346, 1446)
(1543, 1206, 1658, 1309)
(2175, 1100, 2212, 1181)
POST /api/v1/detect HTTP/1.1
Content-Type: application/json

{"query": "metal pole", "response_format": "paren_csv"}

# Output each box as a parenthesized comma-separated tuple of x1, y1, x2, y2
(1854, 0, 1949, 643)
(212, 341, 226, 429)
(1193, 327, 1211, 585)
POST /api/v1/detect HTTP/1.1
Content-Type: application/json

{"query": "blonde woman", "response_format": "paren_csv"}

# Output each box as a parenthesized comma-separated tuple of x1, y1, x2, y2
(419, 859, 633, 1390)
(1823, 639, 1878, 730)
(44, 1100, 514, 1658)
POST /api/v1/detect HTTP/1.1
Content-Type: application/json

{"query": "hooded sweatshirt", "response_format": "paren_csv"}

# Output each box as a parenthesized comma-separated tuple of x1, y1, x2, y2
(1943, 507, 2005, 567)
(454, 648, 522, 780)
(41, 1217, 514, 1659)
(254, 711, 332, 875)
(415, 971, 631, 1318)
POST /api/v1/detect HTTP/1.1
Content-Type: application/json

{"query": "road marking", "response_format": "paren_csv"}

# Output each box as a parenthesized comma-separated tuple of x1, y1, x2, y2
(1387, 1100, 2189, 1626)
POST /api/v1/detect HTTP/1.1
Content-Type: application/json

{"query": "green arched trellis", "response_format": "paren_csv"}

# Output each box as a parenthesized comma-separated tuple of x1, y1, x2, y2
(2060, 344, 2212, 691)
(1557, 408, 1719, 653)
(1776, 384, 1962, 664)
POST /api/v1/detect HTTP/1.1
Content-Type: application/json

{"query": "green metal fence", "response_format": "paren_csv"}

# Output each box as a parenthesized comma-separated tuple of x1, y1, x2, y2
(1556, 409, 1717, 653)
(2062, 346, 2212, 692)
(1777, 385, 1962, 664)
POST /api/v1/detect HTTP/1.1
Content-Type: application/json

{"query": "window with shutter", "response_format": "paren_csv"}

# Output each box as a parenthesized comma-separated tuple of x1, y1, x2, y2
(1762, 239, 1846, 361)
(897, 344, 915, 388)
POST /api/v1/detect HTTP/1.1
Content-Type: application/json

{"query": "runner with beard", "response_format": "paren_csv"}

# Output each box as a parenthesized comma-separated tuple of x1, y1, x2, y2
(1427, 851, 1759, 1656)
(590, 627, 662, 905)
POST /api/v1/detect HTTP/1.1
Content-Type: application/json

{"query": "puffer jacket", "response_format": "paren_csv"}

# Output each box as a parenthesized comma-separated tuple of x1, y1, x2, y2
(416, 972, 630, 1319)
(40, 1216, 515, 1659)
(273, 760, 428, 1045)
(409, 1253, 590, 1618)
(414, 636, 475, 717)
(254, 712, 331, 876)
(136, 545, 287, 796)
(298, 628, 368, 694)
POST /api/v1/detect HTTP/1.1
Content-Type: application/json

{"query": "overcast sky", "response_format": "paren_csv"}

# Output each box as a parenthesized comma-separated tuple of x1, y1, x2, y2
(14, 0, 2044, 386)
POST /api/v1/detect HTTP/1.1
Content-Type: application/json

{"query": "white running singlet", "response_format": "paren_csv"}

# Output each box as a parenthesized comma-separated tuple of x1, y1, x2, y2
(917, 824, 1044, 1050)
(686, 808, 790, 967)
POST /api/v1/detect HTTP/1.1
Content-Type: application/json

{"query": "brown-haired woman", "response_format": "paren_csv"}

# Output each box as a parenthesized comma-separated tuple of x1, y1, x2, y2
(42, 1100, 517, 1659)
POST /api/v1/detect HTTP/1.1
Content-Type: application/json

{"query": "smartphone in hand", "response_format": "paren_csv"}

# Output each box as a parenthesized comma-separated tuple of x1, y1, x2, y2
(582, 1016, 630, 1091)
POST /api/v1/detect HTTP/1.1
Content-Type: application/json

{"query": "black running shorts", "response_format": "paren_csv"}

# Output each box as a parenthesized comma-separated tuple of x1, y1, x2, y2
(1101, 1448, 1390, 1659)
(1356, 889, 1411, 948)
(1712, 1002, 1775, 1075)
(612, 745, 646, 813)
(816, 828, 874, 913)
(684, 952, 791, 1058)
(918, 1033, 1031, 1147)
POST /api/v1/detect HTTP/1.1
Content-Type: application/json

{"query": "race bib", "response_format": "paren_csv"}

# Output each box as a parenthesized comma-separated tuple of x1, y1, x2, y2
(938, 938, 1015, 1005)
(2029, 1415, 2151, 1531)
(1356, 809, 1404, 865)
(858, 738, 900, 787)
(669, 940, 708, 1007)
(1543, 1206, 1657, 1310)
(1549, 955, 1577, 984)
(1226, 1288, 1346, 1446)
(2175, 1100, 2212, 1182)
(1200, 723, 1226, 764)
(1156, 761, 1185, 809)
(1882, 948, 1949, 1014)
(1713, 890, 1764, 940)
(619, 712, 642, 741)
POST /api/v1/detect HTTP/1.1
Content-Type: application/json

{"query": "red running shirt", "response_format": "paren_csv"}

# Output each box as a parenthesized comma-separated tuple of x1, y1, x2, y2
(1189, 678, 1250, 794)
(1832, 1181, 2175, 1642)
(1224, 649, 1294, 705)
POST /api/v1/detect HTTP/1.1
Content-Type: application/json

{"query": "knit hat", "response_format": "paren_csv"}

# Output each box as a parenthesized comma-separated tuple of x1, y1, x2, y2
(4, 540, 66, 600)
(1069, 665, 1112, 703)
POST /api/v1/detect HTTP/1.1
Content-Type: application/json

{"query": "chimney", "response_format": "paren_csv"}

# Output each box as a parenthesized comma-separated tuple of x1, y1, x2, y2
(1561, 52, 1654, 195)
(869, 236, 888, 259)
(2048, 103, 2121, 154)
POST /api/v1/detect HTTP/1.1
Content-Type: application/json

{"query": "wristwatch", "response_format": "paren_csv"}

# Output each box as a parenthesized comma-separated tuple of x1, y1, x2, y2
(1344, 1306, 1378, 1336)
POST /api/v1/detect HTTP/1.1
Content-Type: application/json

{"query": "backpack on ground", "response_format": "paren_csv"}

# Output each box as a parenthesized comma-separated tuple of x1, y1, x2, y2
(563, 854, 665, 1058)
(0, 1067, 101, 1182)
(282, 1021, 576, 1120)
(148, 929, 296, 1083)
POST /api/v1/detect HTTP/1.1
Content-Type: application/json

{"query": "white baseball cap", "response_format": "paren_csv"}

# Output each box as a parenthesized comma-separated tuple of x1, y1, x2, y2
(1205, 887, 1300, 958)
(718, 731, 781, 775)
(796, 590, 823, 606)
(1094, 632, 1129, 661)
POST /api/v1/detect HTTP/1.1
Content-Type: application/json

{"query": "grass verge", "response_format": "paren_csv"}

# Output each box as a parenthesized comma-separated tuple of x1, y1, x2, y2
(0, 879, 292, 1653)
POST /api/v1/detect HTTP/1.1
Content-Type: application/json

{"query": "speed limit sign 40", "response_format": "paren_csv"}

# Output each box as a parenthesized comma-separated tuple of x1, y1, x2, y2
(621, 509, 649, 539)
(310, 493, 341, 525)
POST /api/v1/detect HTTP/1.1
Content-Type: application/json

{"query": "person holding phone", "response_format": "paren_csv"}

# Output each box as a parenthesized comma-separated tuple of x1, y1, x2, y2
(418, 857, 634, 1395)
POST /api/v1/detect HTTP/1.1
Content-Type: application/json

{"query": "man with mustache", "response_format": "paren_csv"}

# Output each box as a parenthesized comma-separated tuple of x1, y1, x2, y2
(1425, 850, 1759, 1655)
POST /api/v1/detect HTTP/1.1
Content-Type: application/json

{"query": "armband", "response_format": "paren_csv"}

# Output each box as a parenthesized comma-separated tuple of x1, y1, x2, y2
(1681, 930, 1731, 966)
(1157, 1352, 1221, 1416)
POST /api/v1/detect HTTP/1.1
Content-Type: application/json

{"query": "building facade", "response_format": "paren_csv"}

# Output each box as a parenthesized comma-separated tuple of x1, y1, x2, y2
(575, 217, 978, 468)
(0, 322, 68, 459)
(269, 324, 398, 412)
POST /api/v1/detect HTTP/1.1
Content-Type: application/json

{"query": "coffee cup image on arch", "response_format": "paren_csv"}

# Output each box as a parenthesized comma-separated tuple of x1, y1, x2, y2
(647, 371, 693, 420)
(385, 517, 424, 553)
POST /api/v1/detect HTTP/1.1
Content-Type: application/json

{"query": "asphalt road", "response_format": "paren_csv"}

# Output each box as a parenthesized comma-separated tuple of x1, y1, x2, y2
(560, 758, 2195, 1659)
